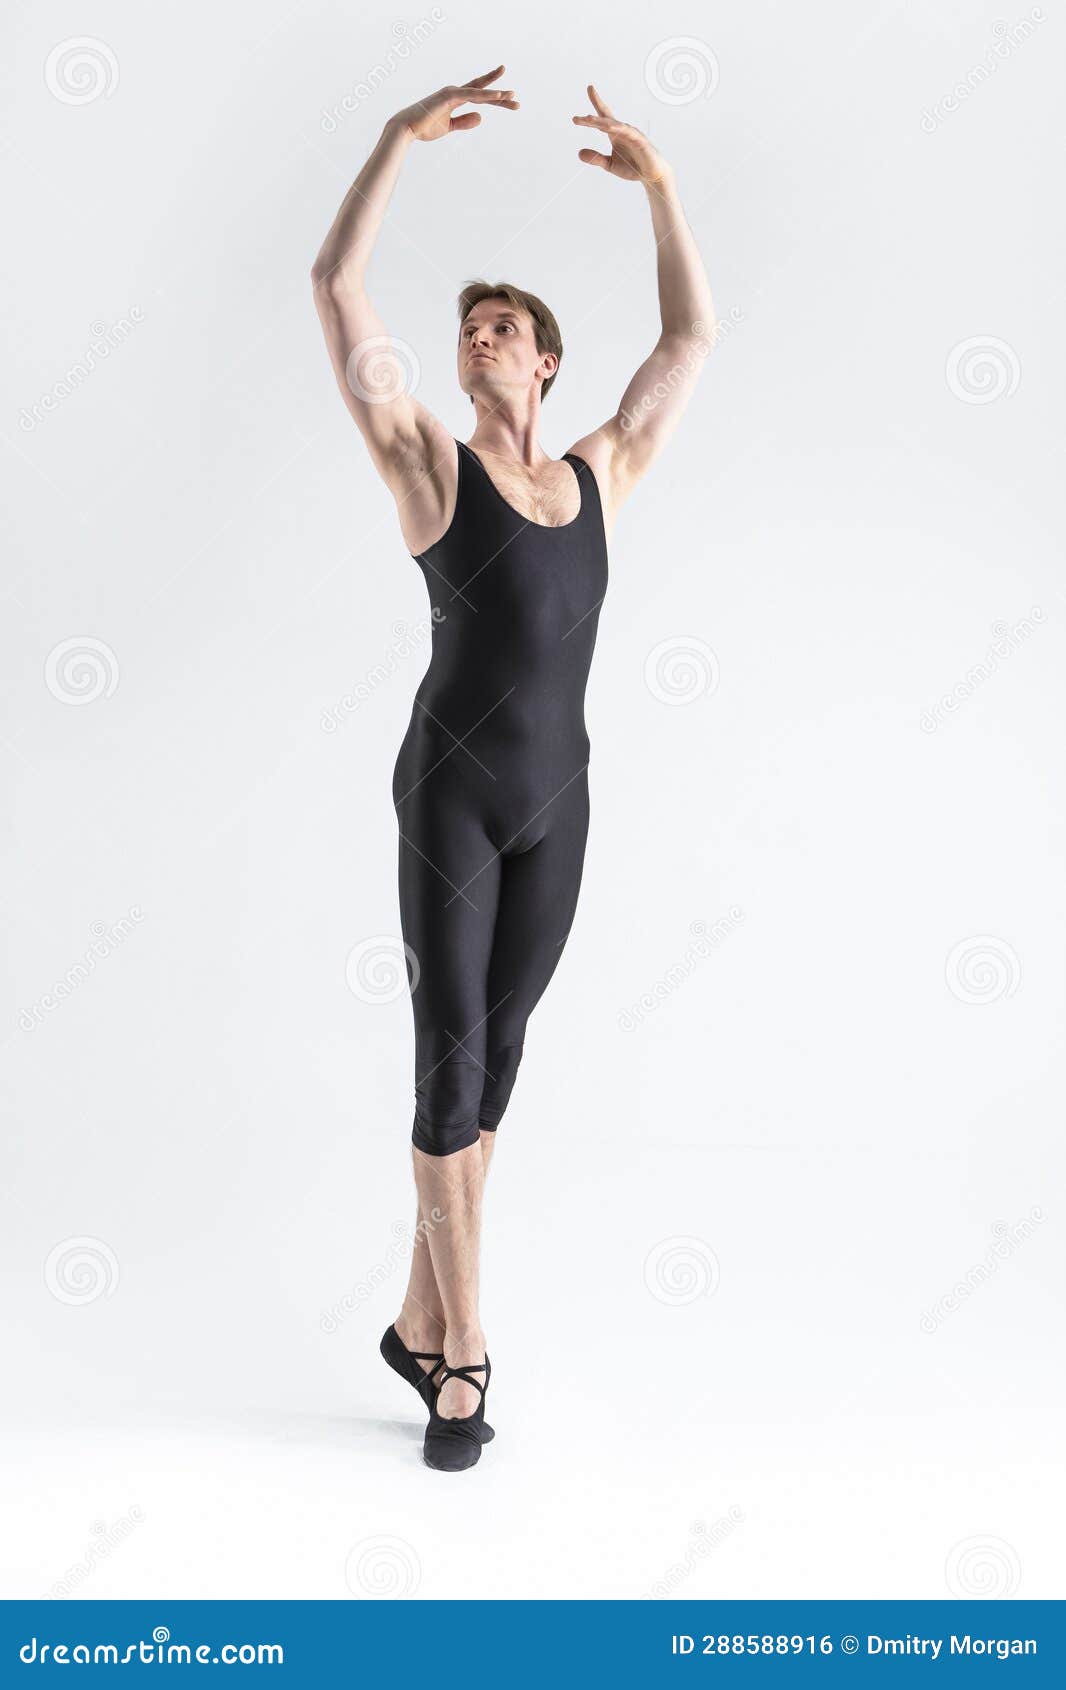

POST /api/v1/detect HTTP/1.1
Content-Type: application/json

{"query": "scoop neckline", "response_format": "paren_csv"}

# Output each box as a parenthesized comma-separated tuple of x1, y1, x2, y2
(459, 439, 585, 532)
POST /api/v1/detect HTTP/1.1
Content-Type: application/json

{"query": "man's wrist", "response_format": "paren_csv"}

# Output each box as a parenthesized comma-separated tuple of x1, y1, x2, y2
(383, 113, 415, 146)
(645, 165, 678, 200)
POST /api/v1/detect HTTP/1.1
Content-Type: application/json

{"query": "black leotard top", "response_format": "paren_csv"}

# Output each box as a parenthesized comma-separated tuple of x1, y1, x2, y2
(399, 437, 608, 810)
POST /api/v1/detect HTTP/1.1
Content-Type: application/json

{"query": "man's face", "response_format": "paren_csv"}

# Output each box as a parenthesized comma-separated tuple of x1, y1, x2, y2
(458, 301, 555, 402)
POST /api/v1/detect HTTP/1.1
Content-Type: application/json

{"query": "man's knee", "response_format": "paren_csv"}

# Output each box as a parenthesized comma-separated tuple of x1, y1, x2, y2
(477, 1043, 524, 1132)
(412, 1055, 483, 1157)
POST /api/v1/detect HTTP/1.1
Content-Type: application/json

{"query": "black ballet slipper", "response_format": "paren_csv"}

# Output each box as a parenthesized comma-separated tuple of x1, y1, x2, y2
(380, 1325, 494, 1441)
(423, 1357, 492, 1472)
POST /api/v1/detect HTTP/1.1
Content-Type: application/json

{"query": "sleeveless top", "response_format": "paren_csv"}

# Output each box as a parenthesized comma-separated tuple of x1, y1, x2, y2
(398, 438, 609, 786)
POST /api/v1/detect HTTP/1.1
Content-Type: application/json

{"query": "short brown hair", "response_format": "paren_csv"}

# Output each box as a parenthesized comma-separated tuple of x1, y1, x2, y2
(457, 280, 563, 401)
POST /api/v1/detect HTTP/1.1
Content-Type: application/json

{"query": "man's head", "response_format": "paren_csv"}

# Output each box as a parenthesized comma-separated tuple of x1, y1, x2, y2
(456, 281, 563, 407)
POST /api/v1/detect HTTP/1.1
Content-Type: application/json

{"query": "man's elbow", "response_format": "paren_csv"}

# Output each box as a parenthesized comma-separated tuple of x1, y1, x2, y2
(310, 259, 337, 296)
(310, 260, 361, 303)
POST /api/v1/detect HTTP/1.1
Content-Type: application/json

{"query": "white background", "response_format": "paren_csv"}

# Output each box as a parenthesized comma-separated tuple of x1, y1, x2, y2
(2, 0, 1063, 1601)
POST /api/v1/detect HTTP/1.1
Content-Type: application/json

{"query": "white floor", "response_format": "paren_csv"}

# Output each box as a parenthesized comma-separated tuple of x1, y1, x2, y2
(3, 1408, 1059, 1603)
(4, 1142, 1061, 1601)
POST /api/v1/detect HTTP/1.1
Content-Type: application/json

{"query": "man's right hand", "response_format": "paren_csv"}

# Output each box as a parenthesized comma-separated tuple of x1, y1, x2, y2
(394, 66, 519, 142)
(312, 64, 518, 544)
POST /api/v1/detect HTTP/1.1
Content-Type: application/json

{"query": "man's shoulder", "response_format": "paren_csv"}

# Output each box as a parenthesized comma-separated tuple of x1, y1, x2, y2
(565, 427, 615, 479)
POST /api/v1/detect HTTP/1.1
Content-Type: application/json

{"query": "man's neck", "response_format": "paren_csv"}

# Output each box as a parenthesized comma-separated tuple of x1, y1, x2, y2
(468, 400, 546, 466)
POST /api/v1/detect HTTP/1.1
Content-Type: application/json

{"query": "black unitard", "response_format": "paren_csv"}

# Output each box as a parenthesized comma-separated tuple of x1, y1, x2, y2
(393, 437, 608, 1155)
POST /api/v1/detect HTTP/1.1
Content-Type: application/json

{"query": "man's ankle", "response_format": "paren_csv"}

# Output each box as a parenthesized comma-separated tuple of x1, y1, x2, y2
(396, 1307, 444, 1346)
(444, 1327, 486, 1363)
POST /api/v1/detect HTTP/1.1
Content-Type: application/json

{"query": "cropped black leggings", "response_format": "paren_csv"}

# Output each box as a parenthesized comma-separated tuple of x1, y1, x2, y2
(394, 766, 590, 1156)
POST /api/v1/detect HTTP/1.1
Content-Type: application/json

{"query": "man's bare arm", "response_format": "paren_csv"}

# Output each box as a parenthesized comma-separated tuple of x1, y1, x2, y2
(310, 69, 518, 494)
(568, 86, 715, 515)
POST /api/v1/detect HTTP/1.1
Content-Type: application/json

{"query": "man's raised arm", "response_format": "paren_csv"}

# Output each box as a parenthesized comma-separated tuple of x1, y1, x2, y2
(568, 85, 715, 514)
(310, 68, 519, 490)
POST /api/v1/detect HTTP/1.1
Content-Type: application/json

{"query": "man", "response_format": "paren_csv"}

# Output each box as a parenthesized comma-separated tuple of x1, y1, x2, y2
(312, 66, 713, 1469)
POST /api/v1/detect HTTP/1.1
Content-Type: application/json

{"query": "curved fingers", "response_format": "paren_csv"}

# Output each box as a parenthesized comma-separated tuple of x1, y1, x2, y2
(464, 64, 506, 87)
(455, 86, 519, 107)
